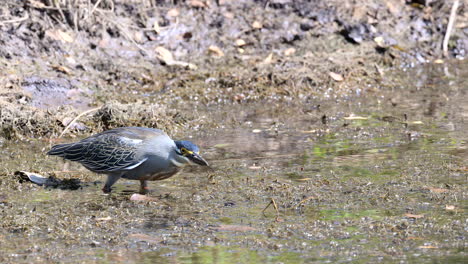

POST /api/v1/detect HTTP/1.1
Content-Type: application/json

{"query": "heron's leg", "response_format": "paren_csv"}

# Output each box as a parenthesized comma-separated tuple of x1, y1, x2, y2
(102, 173, 122, 193)
(139, 180, 150, 194)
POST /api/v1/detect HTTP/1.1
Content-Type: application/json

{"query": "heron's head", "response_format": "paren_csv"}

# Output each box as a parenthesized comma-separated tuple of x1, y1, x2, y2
(174, 140, 208, 166)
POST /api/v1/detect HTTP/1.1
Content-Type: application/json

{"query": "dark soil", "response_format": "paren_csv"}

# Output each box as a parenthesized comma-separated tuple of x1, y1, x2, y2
(0, 0, 466, 138)
(0, 0, 466, 263)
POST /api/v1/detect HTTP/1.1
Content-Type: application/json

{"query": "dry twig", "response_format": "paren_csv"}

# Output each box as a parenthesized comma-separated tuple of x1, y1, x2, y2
(59, 107, 101, 138)
(443, 0, 460, 58)
(262, 198, 280, 220)
(0, 14, 29, 25)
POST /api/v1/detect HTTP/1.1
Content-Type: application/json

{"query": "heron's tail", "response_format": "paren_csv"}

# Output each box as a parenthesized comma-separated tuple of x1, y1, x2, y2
(47, 143, 73, 156)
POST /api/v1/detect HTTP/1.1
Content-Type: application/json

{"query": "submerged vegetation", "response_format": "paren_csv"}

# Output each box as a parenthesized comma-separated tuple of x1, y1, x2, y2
(0, 0, 466, 263)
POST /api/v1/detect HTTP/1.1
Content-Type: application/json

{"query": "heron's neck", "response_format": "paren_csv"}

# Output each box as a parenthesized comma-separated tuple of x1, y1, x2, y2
(170, 152, 189, 168)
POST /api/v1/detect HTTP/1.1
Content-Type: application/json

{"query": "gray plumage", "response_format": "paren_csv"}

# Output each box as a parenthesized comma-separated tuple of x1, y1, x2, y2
(48, 127, 208, 193)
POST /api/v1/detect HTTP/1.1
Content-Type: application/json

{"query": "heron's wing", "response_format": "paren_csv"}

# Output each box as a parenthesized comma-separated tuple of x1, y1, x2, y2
(97, 127, 167, 140)
(47, 128, 162, 172)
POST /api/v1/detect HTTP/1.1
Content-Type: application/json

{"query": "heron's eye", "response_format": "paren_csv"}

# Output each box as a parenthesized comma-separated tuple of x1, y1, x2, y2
(181, 147, 188, 155)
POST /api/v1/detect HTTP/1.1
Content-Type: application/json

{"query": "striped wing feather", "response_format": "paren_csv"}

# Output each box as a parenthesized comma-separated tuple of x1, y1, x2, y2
(47, 128, 161, 172)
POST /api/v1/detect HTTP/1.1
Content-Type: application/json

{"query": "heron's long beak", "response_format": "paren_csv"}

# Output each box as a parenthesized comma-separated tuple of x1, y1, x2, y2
(189, 153, 209, 166)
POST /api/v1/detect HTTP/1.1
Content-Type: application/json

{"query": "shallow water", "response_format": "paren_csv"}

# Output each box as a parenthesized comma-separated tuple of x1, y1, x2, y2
(0, 64, 466, 263)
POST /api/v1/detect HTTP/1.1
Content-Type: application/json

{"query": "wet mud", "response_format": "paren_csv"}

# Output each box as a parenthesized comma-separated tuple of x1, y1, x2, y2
(1, 64, 466, 263)
(0, 0, 466, 263)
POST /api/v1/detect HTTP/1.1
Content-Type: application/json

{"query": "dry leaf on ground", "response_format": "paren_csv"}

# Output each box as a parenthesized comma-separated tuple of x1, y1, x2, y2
(329, 72, 344, 82)
(235, 39, 247, 47)
(252, 21, 263, 29)
(208, 45, 224, 57)
(404, 213, 424, 219)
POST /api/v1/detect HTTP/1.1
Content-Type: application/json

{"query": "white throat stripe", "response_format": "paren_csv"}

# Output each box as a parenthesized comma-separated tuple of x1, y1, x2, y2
(170, 158, 186, 167)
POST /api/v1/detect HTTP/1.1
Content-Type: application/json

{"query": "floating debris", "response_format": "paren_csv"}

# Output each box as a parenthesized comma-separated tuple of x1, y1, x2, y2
(15, 171, 82, 190)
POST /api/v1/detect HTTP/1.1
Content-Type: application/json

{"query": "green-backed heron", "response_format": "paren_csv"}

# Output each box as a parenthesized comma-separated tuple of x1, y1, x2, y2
(47, 127, 208, 193)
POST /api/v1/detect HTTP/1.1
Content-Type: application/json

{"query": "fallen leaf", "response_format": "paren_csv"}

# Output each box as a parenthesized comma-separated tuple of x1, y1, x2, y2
(134, 31, 146, 43)
(153, 21, 161, 34)
(60, 116, 86, 131)
(45, 29, 74, 43)
(29, 0, 46, 8)
(233, 93, 245, 101)
(263, 53, 273, 64)
(248, 166, 262, 170)
(155, 46, 174, 63)
(223, 12, 234, 19)
(214, 225, 256, 232)
(329, 72, 344, 82)
(433, 59, 444, 64)
(418, 245, 438, 249)
(252, 21, 263, 29)
(409, 121, 424, 124)
(155, 46, 197, 70)
(352, 6, 366, 20)
(252, 129, 262, 133)
(445, 205, 455, 210)
(237, 48, 245, 54)
(95, 216, 112, 222)
(344, 116, 368, 120)
(374, 36, 385, 47)
(51, 65, 72, 75)
(385, 0, 402, 15)
(428, 188, 449, 193)
(167, 8, 179, 17)
(235, 39, 247, 47)
(404, 213, 424, 219)
(208, 45, 224, 57)
(284, 48, 296, 56)
(128, 233, 162, 244)
(130, 194, 160, 202)
(189, 0, 209, 8)
(56, 30, 74, 43)
(65, 56, 77, 65)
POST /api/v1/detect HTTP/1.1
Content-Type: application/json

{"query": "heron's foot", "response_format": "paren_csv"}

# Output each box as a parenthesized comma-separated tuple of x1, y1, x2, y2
(102, 186, 112, 193)
(102, 174, 122, 194)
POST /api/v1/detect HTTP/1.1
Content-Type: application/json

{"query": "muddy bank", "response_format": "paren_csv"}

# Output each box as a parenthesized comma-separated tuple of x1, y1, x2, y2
(0, 63, 466, 263)
(0, 0, 466, 138)
(0, 0, 466, 263)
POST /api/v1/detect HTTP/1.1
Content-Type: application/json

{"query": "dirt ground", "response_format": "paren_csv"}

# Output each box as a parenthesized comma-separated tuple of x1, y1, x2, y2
(0, 0, 465, 138)
(0, 0, 466, 263)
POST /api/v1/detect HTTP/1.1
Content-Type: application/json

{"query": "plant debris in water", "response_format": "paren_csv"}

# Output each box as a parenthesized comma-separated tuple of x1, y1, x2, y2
(15, 171, 83, 190)
(0, 0, 466, 263)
